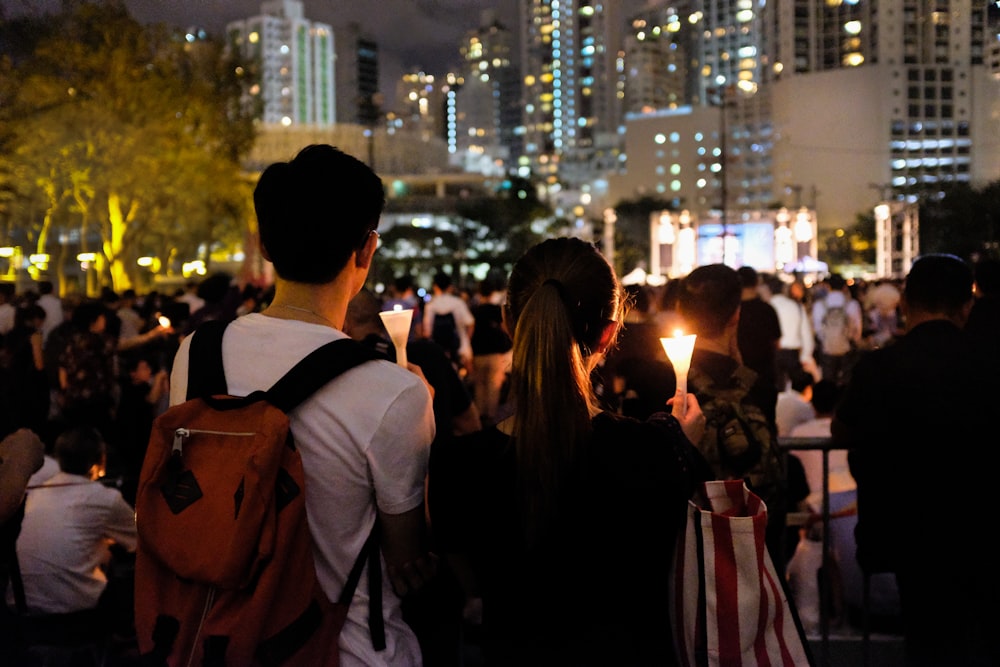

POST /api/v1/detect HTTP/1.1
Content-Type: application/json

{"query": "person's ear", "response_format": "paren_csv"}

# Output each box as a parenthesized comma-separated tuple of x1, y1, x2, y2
(595, 320, 618, 355)
(501, 303, 513, 338)
(727, 303, 741, 328)
(355, 230, 378, 269)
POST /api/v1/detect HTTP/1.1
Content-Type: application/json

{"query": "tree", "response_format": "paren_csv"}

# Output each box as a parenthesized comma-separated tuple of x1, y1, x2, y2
(919, 182, 1000, 261)
(610, 195, 673, 277)
(454, 176, 551, 270)
(821, 212, 876, 268)
(0, 2, 256, 294)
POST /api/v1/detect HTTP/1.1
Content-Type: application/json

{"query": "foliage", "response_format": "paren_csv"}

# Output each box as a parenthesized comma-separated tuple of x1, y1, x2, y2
(821, 212, 876, 267)
(919, 182, 1000, 261)
(374, 177, 551, 289)
(0, 2, 256, 294)
(610, 195, 673, 277)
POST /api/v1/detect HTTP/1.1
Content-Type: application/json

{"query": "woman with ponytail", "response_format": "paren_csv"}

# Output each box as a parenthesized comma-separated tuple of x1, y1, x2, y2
(428, 238, 710, 665)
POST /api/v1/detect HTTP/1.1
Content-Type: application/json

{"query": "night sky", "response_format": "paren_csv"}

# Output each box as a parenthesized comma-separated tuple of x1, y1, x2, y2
(6, 0, 520, 104)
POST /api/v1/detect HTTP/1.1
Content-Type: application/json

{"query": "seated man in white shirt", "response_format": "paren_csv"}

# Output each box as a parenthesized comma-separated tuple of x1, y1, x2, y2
(775, 369, 816, 437)
(12, 426, 137, 618)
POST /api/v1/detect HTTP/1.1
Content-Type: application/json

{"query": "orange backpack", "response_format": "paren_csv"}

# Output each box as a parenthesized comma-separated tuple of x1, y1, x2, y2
(134, 320, 383, 666)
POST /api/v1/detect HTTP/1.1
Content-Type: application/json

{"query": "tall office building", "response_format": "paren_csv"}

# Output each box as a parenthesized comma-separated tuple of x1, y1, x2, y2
(456, 10, 521, 173)
(769, 0, 1000, 226)
(226, 0, 334, 127)
(334, 23, 381, 127)
(615, 0, 1000, 234)
(623, 2, 698, 114)
(394, 71, 446, 140)
(519, 0, 624, 187)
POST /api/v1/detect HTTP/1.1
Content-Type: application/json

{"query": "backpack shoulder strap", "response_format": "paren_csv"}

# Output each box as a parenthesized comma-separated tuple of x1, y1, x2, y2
(186, 319, 231, 400)
(266, 337, 382, 413)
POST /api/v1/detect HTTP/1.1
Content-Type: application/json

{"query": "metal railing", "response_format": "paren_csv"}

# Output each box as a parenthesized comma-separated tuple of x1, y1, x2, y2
(778, 435, 839, 667)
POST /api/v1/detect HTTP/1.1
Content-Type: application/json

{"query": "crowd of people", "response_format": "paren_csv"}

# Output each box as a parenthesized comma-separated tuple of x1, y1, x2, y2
(0, 142, 997, 666)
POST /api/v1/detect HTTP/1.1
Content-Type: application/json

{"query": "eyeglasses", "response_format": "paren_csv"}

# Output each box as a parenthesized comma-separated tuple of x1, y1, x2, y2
(359, 228, 380, 249)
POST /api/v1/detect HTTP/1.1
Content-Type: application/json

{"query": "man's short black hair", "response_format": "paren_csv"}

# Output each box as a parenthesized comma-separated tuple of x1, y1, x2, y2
(810, 379, 842, 415)
(393, 275, 414, 293)
(55, 426, 105, 476)
(254, 145, 384, 284)
(904, 254, 974, 316)
(736, 266, 759, 289)
(789, 369, 815, 394)
(433, 272, 452, 291)
(678, 264, 742, 337)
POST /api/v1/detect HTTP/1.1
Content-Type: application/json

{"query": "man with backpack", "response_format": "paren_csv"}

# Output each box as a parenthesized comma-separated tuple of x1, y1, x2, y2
(424, 272, 474, 373)
(148, 145, 436, 666)
(812, 274, 862, 385)
(677, 264, 789, 572)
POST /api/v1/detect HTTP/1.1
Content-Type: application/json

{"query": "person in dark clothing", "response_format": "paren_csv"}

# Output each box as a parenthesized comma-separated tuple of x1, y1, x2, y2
(678, 264, 788, 573)
(0, 304, 49, 436)
(470, 277, 513, 427)
(601, 284, 677, 420)
(736, 266, 781, 400)
(965, 257, 1000, 365)
(835, 254, 1000, 667)
(428, 238, 708, 665)
(56, 300, 116, 439)
(112, 355, 168, 504)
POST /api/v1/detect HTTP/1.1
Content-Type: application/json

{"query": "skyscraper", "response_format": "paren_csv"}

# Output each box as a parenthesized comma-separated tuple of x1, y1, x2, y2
(226, 0, 334, 127)
(768, 0, 1000, 235)
(519, 0, 624, 187)
(456, 10, 521, 173)
(614, 0, 1000, 234)
(334, 23, 381, 127)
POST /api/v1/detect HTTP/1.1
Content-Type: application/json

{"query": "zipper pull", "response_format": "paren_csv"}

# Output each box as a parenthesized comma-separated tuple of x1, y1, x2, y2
(173, 428, 190, 457)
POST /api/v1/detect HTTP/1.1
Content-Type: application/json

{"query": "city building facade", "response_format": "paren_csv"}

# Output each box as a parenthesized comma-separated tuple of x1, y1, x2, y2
(612, 0, 1000, 241)
(226, 0, 334, 127)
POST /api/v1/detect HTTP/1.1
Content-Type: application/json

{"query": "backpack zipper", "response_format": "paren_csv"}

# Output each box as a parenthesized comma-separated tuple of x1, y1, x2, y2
(186, 585, 217, 667)
(172, 427, 257, 456)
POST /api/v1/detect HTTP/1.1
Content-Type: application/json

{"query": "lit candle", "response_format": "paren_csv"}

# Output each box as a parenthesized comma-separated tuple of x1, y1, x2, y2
(660, 330, 697, 416)
(379, 308, 413, 368)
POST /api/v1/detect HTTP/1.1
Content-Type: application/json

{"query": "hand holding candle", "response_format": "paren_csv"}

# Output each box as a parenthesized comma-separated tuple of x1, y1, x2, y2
(379, 307, 413, 368)
(660, 330, 697, 417)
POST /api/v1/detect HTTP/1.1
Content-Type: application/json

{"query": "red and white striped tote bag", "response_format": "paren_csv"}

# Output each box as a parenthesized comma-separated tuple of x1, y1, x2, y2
(672, 480, 813, 667)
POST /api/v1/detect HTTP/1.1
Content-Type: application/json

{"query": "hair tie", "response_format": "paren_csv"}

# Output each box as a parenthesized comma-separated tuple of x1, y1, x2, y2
(542, 278, 590, 345)
(542, 278, 572, 307)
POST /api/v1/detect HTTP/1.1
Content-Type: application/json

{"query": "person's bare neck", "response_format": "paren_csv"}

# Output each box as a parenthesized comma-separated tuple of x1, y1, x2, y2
(267, 279, 352, 330)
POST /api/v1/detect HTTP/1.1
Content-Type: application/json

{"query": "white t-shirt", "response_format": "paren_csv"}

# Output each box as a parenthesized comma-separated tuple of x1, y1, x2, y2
(14, 471, 137, 614)
(424, 293, 475, 359)
(770, 293, 814, 360)
(169, 313, 434, 667)
(788, 417, 856, 512)
(38, 293, 64, 343)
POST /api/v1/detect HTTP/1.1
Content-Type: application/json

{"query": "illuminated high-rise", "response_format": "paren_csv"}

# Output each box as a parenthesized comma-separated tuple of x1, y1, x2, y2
(456, 10, 520, 173)
(519, 0, 624, 187)
(226, 0, 334, 127)
(616, 0, 1000, 233)
(766, 0, 1000, 237)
